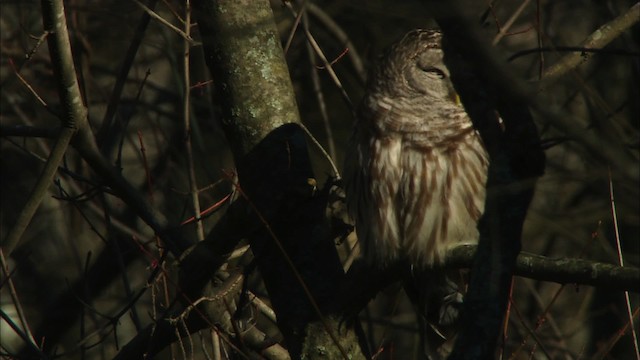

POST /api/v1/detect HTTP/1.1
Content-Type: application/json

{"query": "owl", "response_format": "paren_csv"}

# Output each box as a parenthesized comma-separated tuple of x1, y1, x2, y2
(343, 29, 489, 271)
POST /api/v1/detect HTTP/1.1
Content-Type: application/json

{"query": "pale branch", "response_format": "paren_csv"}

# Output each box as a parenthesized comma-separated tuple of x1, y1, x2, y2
(541, 2, 640, 84)
(3, 0, 88, 256)
(189, 1, 365, 359)
(193, 0, 301, 160)
(508, 46, 640, 62)
(445, 245, 640, 293)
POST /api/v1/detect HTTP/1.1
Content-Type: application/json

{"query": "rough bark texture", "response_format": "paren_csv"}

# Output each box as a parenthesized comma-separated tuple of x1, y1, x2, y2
(447, 245, 640, 293)
(193, 0, 301, 159)
(187, 1, 366, 358)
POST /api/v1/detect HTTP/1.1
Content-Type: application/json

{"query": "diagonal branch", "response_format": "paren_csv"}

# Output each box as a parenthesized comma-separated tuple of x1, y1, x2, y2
(3, 0, 88, 256)
(540, 2, 640, 84)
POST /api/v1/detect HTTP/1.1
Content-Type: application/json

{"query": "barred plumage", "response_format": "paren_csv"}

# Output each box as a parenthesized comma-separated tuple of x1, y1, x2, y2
(343, 29, 489, 268)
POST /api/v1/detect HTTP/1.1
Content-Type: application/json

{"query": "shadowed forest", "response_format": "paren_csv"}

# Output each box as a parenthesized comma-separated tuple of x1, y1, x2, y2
(1, 0, 639, 359)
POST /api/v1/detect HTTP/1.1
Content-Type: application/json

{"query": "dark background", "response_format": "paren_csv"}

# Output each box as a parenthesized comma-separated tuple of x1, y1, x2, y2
(1, 0, 638, 358)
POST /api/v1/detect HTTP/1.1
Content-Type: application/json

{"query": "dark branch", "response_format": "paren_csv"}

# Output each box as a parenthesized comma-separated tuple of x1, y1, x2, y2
(445, 245, 640, 293)
(508, 46, 640, 62)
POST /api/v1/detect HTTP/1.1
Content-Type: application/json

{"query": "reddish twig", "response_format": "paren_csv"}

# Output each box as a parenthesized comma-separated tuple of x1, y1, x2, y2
(315, 47, 349, 70)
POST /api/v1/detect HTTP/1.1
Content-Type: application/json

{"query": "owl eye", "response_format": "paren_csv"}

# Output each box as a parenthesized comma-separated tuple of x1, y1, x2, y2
(420, 66, 446, 79)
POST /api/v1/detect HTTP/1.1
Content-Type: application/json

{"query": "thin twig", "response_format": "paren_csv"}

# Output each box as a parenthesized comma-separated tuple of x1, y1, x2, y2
(24, 30, 50, 62)
(508, 46, 640, 62)
(282, 0, 304, 54)
(137, 131, 155, 202)
(306, 3, 366, 83)
(593, 307, 640, 360)
(302, 10, 337, 163)
(284, 1, 355, 117)
(0, 249, 38, 348)
(132, 0, 194, 43)
(536, 0, 544, 80)
(8, 58, 49, 108)
(298, 122, 341, 178)
(508, 299, 554, 359)
(492, 0, 533, 45)
(182, 0, 205, 241)
(0, 307, 47, 358)
(608, 168, 640, 359)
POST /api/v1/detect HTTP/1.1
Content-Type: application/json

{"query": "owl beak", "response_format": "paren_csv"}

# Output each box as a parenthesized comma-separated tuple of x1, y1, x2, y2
(449, 90, 462, 106)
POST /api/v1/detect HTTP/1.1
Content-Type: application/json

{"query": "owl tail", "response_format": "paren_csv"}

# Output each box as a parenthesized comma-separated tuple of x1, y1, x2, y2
(404, 268, 466, 360)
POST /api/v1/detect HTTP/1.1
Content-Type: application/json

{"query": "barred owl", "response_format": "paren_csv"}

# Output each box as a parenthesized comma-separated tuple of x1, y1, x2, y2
(343, 29, 489, 272)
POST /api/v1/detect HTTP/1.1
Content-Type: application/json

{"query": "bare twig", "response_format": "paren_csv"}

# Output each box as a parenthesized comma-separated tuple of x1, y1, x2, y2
(182, 0, 205, 241)
(306, 3, 366, 83)
(132, 0, 194, 43)
(608, 168, 640, 359)
(24, 30, 50, 62)
(284, 1, 355, 117)
(303, 10, 337, 162)
(0, 307, 47, 359)
(298, 122, 341, 178)
(0, 249, 38, 350)
(492, 0, 533, 45)
(8, 58, 48, 108)
(593, 307, 640, 360)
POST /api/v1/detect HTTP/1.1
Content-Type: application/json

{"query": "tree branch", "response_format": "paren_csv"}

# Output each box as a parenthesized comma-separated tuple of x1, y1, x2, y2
(540, 2, 640, 84)
(425, 2, 545, 358)
(172, 2, 364, 359)
(445, 245, 640, 293)
(3, 0, 88, 256)
(193, 0, 301, 160)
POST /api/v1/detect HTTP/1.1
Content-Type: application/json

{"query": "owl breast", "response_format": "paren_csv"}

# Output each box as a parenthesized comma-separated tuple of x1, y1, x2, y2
(344, 96, 489, 268)
(343, 28, 490, 268)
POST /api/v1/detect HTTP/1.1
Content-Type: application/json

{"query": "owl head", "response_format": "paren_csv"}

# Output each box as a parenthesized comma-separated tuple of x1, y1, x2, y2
(369, 29, 458, 104)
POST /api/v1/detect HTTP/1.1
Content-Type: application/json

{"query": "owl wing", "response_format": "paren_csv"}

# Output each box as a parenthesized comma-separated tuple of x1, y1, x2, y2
(343, 99, 406, 265)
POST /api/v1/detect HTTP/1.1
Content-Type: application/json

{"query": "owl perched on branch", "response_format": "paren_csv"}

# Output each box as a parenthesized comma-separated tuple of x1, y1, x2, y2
(344, 29, 489, 268)
(343, 28, 490, 358)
